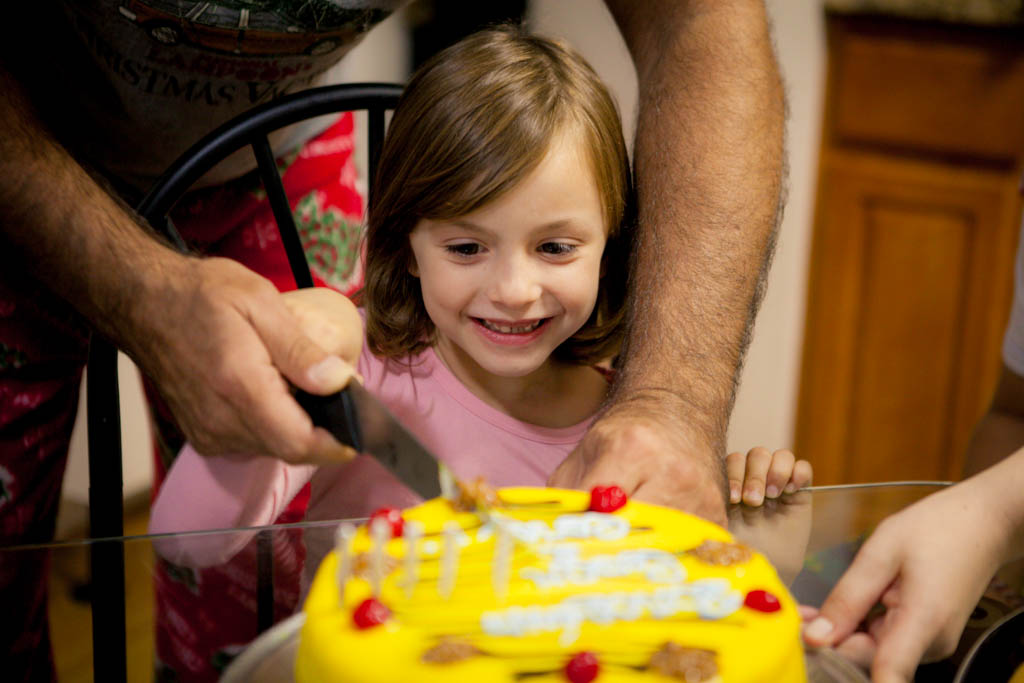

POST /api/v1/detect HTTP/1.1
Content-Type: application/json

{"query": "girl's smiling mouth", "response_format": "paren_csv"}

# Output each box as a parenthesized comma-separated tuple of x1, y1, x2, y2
(475, 318, 548, 334)
(472, 318, 552, 345)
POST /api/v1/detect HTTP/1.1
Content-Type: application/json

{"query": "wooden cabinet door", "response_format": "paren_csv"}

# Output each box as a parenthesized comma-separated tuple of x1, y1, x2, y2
(797, 152, 1020, 484)
(795, 14, 1024, 484)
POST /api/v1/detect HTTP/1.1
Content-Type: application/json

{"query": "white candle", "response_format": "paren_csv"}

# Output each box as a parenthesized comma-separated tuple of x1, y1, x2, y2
(440, 521, 460, 599)
(439, 463, 457, 501)
(493, 520, 513, 602)
(403, 520, 423, 598)
(370, 516, 392, 597)
(335, 522, 356, 604)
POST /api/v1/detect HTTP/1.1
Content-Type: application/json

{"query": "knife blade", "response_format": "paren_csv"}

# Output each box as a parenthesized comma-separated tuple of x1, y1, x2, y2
(295, 382, 443, 500)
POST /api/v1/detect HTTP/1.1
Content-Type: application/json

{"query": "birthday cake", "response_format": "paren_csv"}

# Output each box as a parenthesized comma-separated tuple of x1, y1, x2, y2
(295, 485, 807, 682)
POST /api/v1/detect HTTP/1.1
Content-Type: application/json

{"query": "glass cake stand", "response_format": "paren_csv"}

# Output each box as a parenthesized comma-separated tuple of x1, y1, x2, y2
(14, 481, 1019, 681)
(219, 612, 871, 682)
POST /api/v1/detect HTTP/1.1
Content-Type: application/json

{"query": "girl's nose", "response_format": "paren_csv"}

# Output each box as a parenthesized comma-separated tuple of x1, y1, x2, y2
(487, 255, 542, 309)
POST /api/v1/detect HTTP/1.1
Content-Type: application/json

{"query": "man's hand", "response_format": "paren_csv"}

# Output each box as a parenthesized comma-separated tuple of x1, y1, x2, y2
(580, 0, 784, 530)
(0, 63, 358, 466)
(123, 256, 357, 464)
(547, 398, 728, 526)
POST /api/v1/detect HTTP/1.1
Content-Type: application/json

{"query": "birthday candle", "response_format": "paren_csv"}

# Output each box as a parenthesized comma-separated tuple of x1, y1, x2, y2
(439, 463, 457, 501)
(403, 520, 422, 598)
(493, 520, 513, 602)
(439, 521, 459, 599)
(335, 522, 356, 604)
(369, 516, 391, 597)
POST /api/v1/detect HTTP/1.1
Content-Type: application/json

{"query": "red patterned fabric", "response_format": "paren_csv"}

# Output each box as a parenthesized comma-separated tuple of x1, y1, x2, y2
(0, 272, 90, 682)
(150, 113, 365, 681)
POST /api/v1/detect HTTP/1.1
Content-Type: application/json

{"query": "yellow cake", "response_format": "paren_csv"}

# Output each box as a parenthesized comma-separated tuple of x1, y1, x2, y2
(296, 486, 807, 682)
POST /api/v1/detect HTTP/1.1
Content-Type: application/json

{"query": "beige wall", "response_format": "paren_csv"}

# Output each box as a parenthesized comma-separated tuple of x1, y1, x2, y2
(729, 0, 826, 454)
(62, 1, 827, 506)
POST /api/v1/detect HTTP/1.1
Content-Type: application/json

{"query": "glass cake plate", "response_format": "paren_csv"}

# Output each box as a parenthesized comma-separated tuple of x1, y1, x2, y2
(220, 613, 870, 682)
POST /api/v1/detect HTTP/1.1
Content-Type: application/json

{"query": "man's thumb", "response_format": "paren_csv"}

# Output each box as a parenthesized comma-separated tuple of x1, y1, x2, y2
(304, 354, 354, 393)
(260, 310, 354, 394)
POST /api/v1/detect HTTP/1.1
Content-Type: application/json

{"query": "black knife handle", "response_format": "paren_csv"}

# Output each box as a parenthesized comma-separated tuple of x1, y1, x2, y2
(295, 388, 363, 453)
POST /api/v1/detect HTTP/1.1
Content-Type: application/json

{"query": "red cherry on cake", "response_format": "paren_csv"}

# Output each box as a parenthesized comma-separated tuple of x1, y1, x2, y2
(368, 507, 404, 538)
(588, 485, 627, 513)
(352, 597, 391, 629)
(565, 651, 600, 683)
(744, 589, 781, 613)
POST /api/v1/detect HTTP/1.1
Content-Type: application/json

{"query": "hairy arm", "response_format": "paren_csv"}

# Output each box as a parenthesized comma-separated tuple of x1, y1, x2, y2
(550, 0, 786, 525)
(0, 66, 354, 463)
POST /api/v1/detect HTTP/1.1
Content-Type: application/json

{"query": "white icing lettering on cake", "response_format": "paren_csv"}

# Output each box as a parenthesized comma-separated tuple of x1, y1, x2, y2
(480, 581, 742, 645)
(521, 546, 685, 588)
(479, 513, 629, 544)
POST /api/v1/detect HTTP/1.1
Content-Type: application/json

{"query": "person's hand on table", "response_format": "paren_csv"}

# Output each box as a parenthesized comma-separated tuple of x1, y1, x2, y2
(122, 256, 358, 465)
(726, 446, 812, 506)
(726, 447, 813, 585)
(801, 471, 1017, 682)
(547, 396, 728, 527)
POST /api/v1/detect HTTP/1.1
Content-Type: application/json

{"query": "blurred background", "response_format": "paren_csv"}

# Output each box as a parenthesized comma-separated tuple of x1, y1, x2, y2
(56, 0, 1024, 538)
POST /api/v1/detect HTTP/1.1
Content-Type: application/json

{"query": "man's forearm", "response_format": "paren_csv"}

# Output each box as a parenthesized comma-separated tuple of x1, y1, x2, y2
(0, 64, 356, 466)
(605, 0, 786, 454)
(0, 66, 185, 348)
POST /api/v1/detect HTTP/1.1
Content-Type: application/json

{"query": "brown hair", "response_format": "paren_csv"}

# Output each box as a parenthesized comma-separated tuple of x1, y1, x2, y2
(360, 24, 634, 364)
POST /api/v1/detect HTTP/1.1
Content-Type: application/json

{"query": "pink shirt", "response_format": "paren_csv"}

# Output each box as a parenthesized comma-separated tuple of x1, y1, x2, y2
(149, 342, 600, 566)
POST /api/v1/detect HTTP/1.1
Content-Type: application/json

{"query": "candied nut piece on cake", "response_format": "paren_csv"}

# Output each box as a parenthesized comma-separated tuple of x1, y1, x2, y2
(421, 637, 481, 663)
(451, 476, 500, 512)
(352, 552, 399, 579)
(686, 539, 753, 566)
(648, 642, 718, 682)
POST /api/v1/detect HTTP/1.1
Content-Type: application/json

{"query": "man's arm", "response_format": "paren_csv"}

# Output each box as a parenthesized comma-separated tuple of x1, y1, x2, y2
(0, 66, 353, 464)
(549, 0, 786, 525)
(962, 364, 1024, 477)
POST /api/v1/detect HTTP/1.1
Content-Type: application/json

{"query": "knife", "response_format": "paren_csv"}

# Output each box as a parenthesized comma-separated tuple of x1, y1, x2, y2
(295, 382, 443, 500)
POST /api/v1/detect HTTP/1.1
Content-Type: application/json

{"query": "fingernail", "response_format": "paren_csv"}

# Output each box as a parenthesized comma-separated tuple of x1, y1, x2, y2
(745, 489, 763, 505)
(803, 616, 834, 642)
(766, 485, 780, 498)
(730, 484, 740, 503)
(798, 605, 818, 620)
(784, 482, 797, 494)
(307, 356, 349, 387)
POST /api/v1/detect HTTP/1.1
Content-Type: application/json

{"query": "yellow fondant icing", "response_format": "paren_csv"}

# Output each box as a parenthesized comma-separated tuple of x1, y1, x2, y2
(296, 487, 806, 682)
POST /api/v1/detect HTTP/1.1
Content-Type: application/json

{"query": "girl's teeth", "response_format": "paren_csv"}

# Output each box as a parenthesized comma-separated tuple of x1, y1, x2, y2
(481, 319, 542, 334)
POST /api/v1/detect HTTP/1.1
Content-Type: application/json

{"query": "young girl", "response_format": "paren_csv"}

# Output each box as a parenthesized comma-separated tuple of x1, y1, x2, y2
(149, 26, 811, 564)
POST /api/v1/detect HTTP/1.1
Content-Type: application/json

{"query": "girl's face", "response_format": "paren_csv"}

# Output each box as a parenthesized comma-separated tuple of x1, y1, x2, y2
(408, 134, 608, 384)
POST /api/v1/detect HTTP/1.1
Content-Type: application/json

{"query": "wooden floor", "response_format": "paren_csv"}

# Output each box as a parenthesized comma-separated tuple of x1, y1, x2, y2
(48, 505, 154, 683)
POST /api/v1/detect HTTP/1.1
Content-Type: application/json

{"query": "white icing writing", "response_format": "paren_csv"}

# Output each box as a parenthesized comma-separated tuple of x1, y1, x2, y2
(478, 513, 630, 544)
(521, 546, 685, 588)
(480, 581, 742, 645)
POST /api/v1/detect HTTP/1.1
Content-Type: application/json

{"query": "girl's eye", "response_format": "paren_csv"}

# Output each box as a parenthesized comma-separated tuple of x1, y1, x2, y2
(446, 243, 480, 256)
(540, 242, 575, 256)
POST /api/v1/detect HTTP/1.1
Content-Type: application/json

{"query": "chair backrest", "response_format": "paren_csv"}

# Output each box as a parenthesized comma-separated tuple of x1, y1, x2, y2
(86, 82, 402, 683)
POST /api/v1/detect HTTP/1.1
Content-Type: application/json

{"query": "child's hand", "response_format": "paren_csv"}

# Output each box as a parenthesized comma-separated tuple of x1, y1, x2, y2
(726, 447, 812, 506)
(726, 447, 813, 585)
(282, 287, 363, 369)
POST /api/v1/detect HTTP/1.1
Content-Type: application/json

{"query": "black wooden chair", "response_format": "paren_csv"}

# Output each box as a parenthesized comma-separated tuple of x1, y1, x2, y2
(85, 82, 402, 682)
